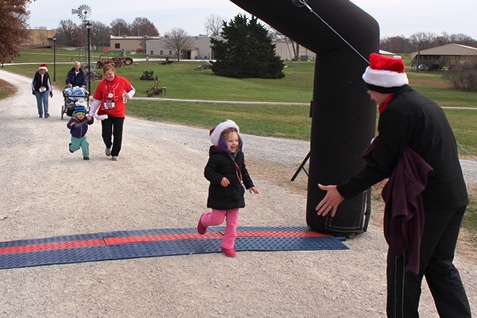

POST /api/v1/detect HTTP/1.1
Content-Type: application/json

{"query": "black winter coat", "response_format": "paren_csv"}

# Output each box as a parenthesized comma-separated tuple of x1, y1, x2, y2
(204, 146, 255, 210)
(337, 85, 468, 210)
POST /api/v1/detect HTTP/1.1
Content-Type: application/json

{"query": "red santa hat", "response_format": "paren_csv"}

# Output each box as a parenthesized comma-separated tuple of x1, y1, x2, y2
(39, 63, 48, 71)
(209, 119, 240, 147)
(362, 53, 408, 93)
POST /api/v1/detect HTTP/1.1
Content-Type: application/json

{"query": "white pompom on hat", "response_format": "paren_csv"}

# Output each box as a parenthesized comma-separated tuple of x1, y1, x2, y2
(362, 53, 408, 92)
(39, 63, 48, 71)
(209, 119, 240, 146)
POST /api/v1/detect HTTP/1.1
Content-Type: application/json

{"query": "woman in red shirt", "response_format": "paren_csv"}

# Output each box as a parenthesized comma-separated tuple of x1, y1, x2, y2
(88, 64, 135, 161)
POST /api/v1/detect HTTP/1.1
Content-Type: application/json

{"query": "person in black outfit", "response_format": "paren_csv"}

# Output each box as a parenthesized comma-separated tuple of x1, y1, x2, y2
(315, 53, 471, 318)
(66, 61, 87, 88)
(31, 63, 53, 118)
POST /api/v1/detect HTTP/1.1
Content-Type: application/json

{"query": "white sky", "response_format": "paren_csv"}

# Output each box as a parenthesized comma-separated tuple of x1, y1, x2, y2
(27, 0, 477, 40)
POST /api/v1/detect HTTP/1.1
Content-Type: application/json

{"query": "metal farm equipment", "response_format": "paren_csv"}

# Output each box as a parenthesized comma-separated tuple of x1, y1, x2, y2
(144, 78, 166, 97)
(82, 63, 102, 81)
(96, 57, 133, 69)
(140, 70, 155, 81)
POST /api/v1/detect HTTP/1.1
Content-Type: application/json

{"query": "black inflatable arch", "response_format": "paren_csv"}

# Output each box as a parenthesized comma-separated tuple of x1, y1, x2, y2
(230, 0, 380, 235)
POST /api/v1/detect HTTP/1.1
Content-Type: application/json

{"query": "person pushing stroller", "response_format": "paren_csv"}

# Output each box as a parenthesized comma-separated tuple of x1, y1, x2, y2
(67, 104, 94, 160)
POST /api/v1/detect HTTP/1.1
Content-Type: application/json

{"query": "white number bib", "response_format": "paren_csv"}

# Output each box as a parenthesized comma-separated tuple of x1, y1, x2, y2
(104, 100, 116, 109)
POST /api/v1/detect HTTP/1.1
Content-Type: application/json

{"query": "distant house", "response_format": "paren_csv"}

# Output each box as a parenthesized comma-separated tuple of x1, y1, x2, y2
(145, 35, 217, 60)
(112, 35, 317, 61)
(109, 35, 161, 53)
(274, 41, 316, 61)
(21, 29, 56, 49)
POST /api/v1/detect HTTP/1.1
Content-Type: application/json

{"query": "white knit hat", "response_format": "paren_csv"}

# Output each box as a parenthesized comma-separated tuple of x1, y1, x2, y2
(209, 119, 240, 147)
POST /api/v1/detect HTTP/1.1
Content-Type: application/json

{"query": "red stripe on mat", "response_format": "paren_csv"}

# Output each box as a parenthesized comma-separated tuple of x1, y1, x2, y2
(104, 231, 327, 245)
(0, 239, 105, 255)
(0, 231, 328, 255)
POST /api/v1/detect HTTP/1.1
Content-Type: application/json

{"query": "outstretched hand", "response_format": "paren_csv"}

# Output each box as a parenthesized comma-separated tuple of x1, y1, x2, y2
(315, 184, 344, 218)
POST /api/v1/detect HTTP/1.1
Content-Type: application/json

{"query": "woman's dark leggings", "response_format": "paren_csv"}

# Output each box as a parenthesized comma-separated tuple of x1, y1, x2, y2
(101, 115, 124, 157)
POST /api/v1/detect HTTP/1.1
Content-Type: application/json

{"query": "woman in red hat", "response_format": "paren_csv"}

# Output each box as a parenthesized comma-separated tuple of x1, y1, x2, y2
(31, 63, 53, 118)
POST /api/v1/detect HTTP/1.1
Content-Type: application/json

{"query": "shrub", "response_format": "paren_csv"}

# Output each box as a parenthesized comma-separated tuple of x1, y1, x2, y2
(443, 59, 477, 92)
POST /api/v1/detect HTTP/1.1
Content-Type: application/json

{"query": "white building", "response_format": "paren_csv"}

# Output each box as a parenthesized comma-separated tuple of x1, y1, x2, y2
(274, 40, 316, 61)
(109, 35, 161, 53)
(145, 36, 316, 61)
(146, 35, 217, 60)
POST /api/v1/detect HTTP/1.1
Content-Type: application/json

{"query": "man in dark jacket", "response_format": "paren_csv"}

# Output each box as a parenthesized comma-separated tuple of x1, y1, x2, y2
(315, 53, 471, 318)
(66, 61, 87, 88)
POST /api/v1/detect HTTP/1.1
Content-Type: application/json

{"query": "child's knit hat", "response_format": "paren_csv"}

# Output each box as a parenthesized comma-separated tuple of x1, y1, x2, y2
(74, 105, 86, 116)
(39, 63, 48, 71)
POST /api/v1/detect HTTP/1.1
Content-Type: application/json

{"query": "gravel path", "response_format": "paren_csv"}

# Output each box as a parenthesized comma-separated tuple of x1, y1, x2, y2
(0, 70, 475, 317)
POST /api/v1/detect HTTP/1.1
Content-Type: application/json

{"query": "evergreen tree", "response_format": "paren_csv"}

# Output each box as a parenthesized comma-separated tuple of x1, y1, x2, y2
(210, 15, 285, 79)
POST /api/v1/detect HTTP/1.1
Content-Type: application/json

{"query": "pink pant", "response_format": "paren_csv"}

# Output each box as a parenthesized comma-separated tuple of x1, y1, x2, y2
(200, 208, 239, 249)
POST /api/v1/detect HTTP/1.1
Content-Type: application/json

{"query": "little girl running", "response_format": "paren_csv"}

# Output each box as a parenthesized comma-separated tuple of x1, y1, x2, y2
(197, 119, 259, 257)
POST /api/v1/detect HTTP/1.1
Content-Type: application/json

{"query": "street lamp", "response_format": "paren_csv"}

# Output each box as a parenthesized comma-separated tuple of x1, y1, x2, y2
(85, 21, 92, 93)
(52, 36, 56, 82)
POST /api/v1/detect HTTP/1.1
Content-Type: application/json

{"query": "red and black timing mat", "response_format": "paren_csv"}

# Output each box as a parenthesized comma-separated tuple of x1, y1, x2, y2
(0, 226, 348, 269)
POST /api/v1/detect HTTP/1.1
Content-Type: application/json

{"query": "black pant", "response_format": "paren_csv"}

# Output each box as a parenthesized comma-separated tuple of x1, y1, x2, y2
(101, 115, 124, 157)
(386, 206, 471, 318)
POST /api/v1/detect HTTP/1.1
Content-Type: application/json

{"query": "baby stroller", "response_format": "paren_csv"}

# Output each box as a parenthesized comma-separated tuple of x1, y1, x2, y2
(61, 86, 90, 120)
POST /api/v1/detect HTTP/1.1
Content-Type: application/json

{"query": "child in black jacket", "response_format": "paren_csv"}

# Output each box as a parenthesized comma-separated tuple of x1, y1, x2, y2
(197, 120, 259, 257)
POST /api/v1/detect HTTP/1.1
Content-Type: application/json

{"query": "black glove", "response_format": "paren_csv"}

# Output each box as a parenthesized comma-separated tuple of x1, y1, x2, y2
(50, 91, 53, 98)
(32, 90, 35, 95)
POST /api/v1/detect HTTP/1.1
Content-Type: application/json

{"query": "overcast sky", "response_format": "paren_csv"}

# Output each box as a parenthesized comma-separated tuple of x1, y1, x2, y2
(27, 0, 477, 40)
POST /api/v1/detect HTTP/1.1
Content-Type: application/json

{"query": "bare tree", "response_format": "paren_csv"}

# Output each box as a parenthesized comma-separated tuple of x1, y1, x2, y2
(379, 31, 477, 54)
(164, 28, 194, 61)
(55, 19, 82, 47)
(204, 14, 225, 36)
(36, 26, 50, 47)
(110, 19, 129, 36)
(380, 35, 413, 53)
(267, 27, 300, 60)
(130, 17, 159, 37)
(90, 21, 111, 48)
(409, 32, 438, 50)
(0, 0, 34, 65)
(439, 32, 476, 47)
(267, 27, 286, 41)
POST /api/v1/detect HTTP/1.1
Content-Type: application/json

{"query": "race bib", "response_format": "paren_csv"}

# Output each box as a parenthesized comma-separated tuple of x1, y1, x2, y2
(103, 100, 116, 110)
(39, 87, 46, 92)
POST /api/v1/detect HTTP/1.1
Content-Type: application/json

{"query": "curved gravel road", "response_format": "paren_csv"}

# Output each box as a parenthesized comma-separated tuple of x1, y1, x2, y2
(0, 69, 476, 317)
